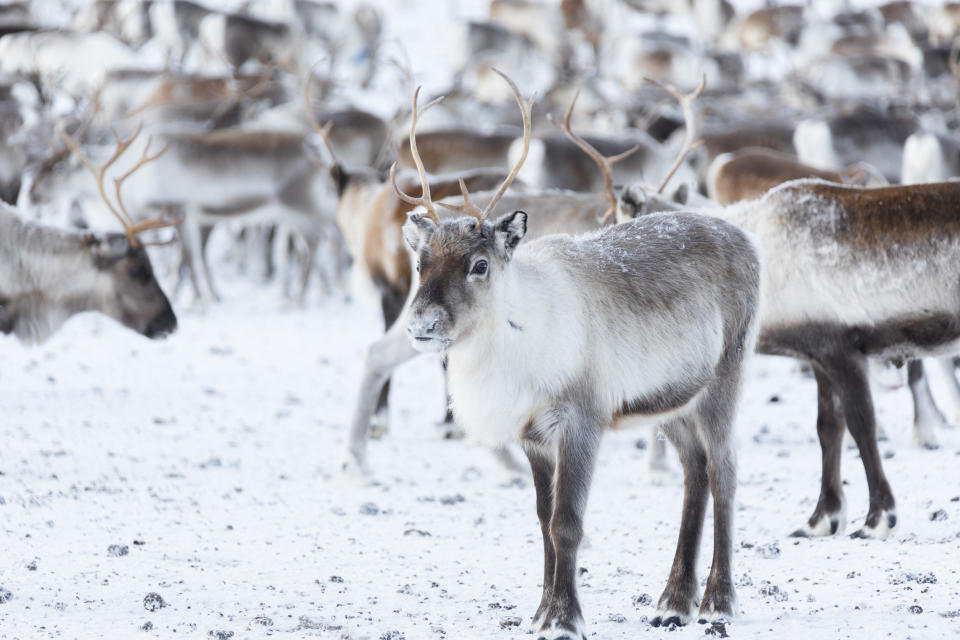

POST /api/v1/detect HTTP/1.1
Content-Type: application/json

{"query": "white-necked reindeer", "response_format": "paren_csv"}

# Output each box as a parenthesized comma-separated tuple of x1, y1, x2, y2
(400, 71, 762, 636)
(0, 128, 178, 343)
(339, 81, 688, 474)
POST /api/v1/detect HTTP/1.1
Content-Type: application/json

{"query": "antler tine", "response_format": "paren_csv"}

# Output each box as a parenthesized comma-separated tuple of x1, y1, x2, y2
(643, 72, 706, 194)
(113, 135, 171, 240)
(60, 123, 142, 230)
(304, 61, 341, 165)
(554, 89, 640, 223)
(472, 68, 535, 224)
(390, 85, 444, 223)
(436, 177, 486, 219)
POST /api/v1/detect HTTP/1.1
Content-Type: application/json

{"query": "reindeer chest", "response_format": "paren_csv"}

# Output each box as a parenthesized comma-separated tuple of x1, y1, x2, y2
(445, 326, 583, 447)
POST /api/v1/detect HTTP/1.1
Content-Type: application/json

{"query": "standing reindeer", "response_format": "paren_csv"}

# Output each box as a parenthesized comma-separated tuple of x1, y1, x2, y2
(620, 79, 960, 539)
(398, 71, 762, 635)
(339, 81, 686, 474)
(1, 127, 178, 343)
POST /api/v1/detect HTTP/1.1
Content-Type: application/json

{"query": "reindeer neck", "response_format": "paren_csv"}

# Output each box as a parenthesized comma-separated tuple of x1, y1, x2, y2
(0, 210, 102, 341)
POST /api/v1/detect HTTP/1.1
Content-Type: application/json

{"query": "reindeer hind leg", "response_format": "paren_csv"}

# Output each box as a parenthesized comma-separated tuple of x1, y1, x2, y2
(651, 416, 707, 627)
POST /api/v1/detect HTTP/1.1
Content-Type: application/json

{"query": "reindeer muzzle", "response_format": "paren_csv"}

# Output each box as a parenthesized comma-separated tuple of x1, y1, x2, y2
(144, 308, 178, 340)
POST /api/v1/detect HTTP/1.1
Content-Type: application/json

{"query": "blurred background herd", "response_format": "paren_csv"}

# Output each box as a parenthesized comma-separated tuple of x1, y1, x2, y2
(2, 0, 960, 305)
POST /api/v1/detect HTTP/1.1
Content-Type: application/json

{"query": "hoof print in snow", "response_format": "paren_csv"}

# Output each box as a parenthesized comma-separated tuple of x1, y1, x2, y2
(26, 560, 37, 571)
(253, 615, 273, 626)
(359, 502, 380, 515)
(0, 587, 12, 604)
(930, 509, 948, 521)
(608, 613, 627, 623)
(143, 592, 165, 611)
(379, 632, 404, 639)
(140, 621, 153, 631)
(108, 544, 129, 557)
(208, 631, 233, 640)
(499, 615, 522, 629)
(330, 575, 345, 583)
(705, 621, 729, 637)
(632, 593, 653, 607)
(908, 605, 923, 614)
(756, 542, 780, 558)
(403, 528, 431, 537)
(439, 494, 465, 505)
(758, 581, 788, 602)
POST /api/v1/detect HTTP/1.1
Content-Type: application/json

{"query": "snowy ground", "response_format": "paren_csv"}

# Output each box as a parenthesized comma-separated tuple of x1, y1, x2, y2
(1, 275, 960, 640)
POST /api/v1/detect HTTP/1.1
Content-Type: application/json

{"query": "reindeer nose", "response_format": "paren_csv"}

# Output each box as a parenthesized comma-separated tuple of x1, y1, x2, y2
(408, 316, 440, 340)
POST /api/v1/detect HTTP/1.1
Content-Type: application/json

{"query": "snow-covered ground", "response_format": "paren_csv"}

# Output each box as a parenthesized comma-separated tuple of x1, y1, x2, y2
(1, 273, 959, 640)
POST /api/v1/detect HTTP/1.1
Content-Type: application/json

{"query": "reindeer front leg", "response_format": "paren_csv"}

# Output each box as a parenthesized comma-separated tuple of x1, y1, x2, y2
(532, 408, 601, 640)
(522, 443, 556, 632)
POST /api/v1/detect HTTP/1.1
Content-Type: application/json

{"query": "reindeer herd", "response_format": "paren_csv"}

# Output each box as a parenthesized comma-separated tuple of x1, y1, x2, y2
(3, 0, 960, 638)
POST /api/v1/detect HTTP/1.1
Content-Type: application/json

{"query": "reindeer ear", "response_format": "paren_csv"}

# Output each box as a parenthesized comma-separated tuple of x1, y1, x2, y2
(402, 212, 436, 252)
(672, 182, 690, 205)
(90, 233, 130, 268)
(618, 183, 648, 220)
(493, 210, 527, 256)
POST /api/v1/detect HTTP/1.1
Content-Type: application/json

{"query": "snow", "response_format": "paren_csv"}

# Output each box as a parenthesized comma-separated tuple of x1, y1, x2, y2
(2, 274, 960, 639)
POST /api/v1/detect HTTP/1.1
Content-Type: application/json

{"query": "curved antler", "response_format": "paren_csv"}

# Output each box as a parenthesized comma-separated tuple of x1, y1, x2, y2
(643, 72, 706, 194)
(303, 59, 340, 165)
(389, 85, 444, 224)
(553, 90, 641, 223)
(435, 68, 535, 227)
(62, 124, 175, 245)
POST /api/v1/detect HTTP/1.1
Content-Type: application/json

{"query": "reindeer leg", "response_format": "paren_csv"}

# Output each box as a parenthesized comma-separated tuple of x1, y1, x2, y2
(652, 417, 707, 627)
(369, 290, 406, 440)
(180, 211, 208, 308)
(534, 409, 600, 640)
(198, 224, 220, 302)
(340, 322, 417, 476)
(792, 365, 847, 537)
(696, 382, 739, 623)
(297, 232, 319, 303)
(930, 356, 960, 428)
(908, 360, 943, 449)
(522, 443, 556, 633)
(828, 354, 896, 539)
(438, 357, 463, 439)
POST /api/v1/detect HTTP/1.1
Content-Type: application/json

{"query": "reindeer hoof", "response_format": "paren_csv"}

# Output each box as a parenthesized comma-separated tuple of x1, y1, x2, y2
(535, 617, 586, 640)
(650, 614, 687, 627)
(790, 508, 846, 537)
(850, 510, 896, 540)
(368, 410, 389, 440)
(338, 449, 372, 479)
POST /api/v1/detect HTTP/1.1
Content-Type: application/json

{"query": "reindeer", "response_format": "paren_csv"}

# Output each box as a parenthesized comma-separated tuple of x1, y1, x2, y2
(706, 147, 882, 205)
(399, 70, 761, 634)
(339, 79, 688, 471)
(620, 81, 960, 541)
(793, 104, 919, 183)
(0, 127, 177, 344)
(31, 123, 339, 304)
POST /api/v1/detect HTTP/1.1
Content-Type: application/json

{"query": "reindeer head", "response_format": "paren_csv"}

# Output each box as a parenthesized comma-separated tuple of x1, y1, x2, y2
(87, 232, 177, 339)
(403, 209, 526, 352)
(392, 69, 533, 353)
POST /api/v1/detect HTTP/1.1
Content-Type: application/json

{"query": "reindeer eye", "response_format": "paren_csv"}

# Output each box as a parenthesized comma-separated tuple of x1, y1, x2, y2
(470, 259, 488, 276)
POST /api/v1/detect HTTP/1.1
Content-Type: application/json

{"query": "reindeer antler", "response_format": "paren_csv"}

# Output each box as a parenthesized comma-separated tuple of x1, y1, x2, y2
(553, 90, 641, 223)
(62, 124, 176, 245)
(303, 60, 340, 165)
(643, 73, 706, 194)
(434, 68, 535, 227)
(389, 86, 445, 223)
